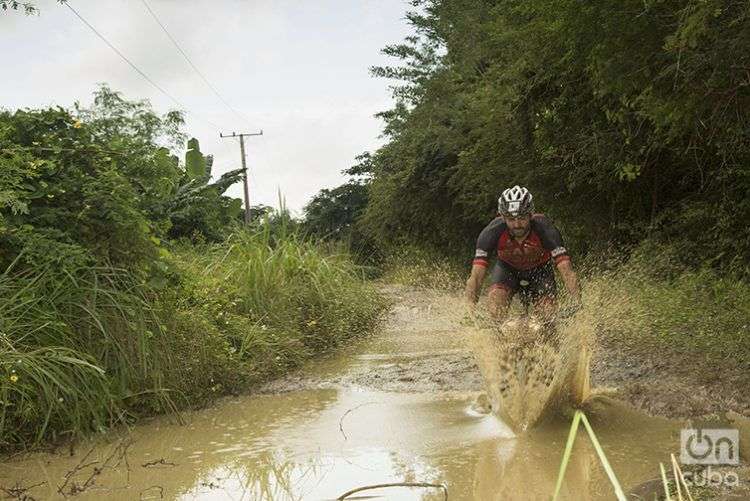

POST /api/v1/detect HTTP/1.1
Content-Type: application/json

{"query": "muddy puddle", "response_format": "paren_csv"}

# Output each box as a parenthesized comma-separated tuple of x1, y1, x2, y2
(0, 286, 720, 500)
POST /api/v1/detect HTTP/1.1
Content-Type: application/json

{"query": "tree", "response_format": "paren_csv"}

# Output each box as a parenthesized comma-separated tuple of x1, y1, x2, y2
(0, 85, 245, 274)
(303, 154, 379, 260)
(303, 182, 369, 239)
(0, 104, 165, 271)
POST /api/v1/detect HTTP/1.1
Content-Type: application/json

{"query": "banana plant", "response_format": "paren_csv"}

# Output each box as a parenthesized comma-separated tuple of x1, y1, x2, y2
(165, 137, 244, 240)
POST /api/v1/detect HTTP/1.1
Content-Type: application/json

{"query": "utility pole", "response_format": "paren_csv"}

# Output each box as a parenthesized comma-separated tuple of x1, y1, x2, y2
(220, 130, 263, 225)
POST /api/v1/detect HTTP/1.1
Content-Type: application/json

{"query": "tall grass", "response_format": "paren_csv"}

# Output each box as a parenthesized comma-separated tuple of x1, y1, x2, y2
(0, 226, 386, 452)
(160, 225, 387, 398)
(379, 245, 464, 289)
(0, 266, 166, 449)
(583, 251, 750, 365)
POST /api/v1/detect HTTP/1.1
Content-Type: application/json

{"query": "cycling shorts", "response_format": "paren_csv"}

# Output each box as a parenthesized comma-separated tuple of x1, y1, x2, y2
(488, 260, 557, 306)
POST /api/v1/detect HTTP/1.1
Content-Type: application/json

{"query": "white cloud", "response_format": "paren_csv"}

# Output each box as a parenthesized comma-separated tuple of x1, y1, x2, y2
(1, 0, 410, 212)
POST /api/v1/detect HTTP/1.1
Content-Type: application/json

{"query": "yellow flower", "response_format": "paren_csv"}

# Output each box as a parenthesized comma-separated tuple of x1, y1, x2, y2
(72, 120, 82, 129)
(9, 374, 18, 383)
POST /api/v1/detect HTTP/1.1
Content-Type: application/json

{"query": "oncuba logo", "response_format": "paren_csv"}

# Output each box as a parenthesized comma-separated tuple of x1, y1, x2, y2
(680, 428, 739, 465)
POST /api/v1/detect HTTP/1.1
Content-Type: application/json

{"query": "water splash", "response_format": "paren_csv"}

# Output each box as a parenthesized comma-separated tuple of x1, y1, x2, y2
(468, 311, 593, 432)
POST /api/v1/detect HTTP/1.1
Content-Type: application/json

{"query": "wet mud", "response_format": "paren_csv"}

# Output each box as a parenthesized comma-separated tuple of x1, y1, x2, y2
(263, 284, 743, 422)
(590, 330, 750, 420)
(257, 285, 484, 395)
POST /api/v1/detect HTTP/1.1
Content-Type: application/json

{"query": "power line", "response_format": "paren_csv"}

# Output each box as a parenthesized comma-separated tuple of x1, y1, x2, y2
(138, 0, 254, 128)
(64, 1, 222, 130)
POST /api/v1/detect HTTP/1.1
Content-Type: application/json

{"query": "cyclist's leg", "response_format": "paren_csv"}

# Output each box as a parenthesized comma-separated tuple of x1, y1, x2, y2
(488, 261, 519, 321)
(527, 263, 558, 323)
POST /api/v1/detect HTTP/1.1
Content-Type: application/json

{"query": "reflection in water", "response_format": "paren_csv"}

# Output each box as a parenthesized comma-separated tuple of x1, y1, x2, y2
(182, 451, 330, 500)
(180, 448, 445, 500)
(471, 430, 596, 500)
(0, 289, 690, 501)
(0, 387, 684, 500)
(166, 392, 679, 500)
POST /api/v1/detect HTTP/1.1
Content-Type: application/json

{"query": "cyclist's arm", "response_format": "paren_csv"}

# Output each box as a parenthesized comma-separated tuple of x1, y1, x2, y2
(535, 215, 581, 304)
(465, 264, 487, 305)
(465, 218, 505, 305)
(556, 259, 580, 303)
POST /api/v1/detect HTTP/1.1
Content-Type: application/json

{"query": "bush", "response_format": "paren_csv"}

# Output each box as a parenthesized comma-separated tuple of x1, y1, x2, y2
(0, 88, 388, 451)
(0, 227, 386, 451)
(0, 105, 162, 272)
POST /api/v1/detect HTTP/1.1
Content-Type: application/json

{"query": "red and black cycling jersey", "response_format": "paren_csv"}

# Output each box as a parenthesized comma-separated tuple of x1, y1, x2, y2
(472, 214, 570, 271)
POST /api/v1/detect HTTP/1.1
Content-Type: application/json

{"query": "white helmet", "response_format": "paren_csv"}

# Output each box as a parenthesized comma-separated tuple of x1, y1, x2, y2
(498, 185, 534, 217)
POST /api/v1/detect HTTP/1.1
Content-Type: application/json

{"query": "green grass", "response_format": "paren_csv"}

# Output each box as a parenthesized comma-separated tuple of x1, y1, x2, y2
(379, 245, 465, 290)
(159, 226, 388, 399)
(0, 226, 387, 452)
(0, 266, 166, 448)
(584, 258, 750, 365)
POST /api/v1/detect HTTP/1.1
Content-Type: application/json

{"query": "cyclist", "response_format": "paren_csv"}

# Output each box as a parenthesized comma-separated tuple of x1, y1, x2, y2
(465, 186, 580, 321)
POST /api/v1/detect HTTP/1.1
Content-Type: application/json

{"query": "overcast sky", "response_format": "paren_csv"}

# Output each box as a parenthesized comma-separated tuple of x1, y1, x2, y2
(1, 0, 410, 214)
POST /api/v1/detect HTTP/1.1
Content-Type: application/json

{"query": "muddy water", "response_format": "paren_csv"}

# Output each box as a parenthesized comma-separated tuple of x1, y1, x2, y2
(0, 286, 688, 500)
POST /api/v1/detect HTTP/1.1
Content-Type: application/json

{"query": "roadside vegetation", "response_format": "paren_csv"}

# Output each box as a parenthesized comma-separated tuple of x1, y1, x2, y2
(0, 87, 386, 451)
(583, 245, 750, 367)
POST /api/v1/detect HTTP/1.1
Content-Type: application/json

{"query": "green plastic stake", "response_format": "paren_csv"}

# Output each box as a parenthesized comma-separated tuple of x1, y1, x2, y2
(579, 412, 627, 501)
(553, 410, 626, 501)
(552, 411, 582, 500)
(660, 462, 672, 501)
